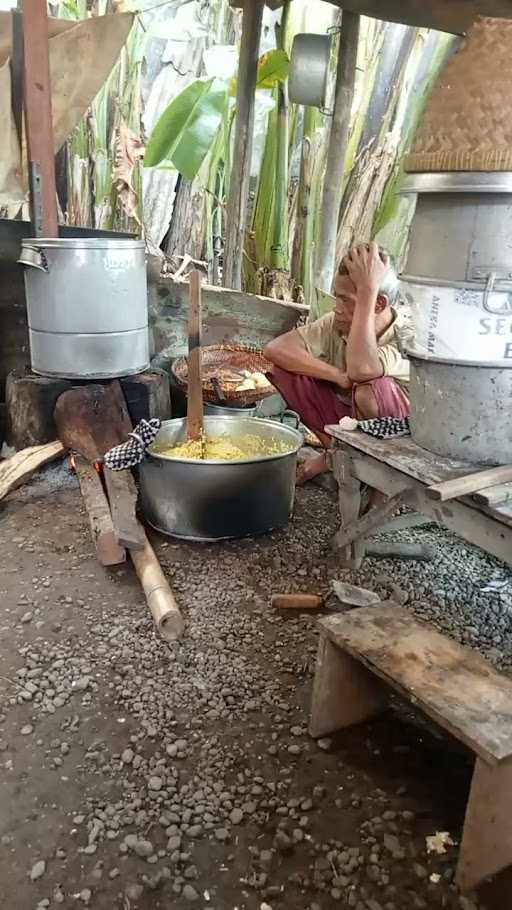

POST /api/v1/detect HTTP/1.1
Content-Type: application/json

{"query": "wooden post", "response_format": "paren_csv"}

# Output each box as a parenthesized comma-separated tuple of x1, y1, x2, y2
(223, 0, 264, 290)
(21, 0, 58, 236)
(10, 9, 24, 147)
(186, 270, 204, 442)
(315, 12, 360, 295)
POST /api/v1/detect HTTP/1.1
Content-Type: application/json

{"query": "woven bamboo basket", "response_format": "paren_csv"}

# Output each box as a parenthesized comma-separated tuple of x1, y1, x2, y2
(405, 17, 512, 173)
(172, 343, 275, 407)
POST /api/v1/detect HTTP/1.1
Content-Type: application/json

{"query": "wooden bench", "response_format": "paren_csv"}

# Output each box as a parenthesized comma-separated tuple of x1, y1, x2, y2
(325, 426, 512, 570)
(309, 605, 512, 892)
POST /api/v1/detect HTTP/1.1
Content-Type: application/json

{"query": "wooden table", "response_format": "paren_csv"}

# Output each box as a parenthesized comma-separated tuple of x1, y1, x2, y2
(325, 425, 512, 569)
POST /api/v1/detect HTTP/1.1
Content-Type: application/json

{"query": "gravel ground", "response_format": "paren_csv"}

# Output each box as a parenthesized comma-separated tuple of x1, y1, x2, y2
(1, 469, 511, 910)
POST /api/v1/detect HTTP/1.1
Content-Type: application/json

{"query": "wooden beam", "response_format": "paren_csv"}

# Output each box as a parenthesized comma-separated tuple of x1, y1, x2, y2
(333, 488, 415, 551)
(427, 465, 512, 502)
(0, 440, 64, 502)
(10, 9, 24, 146)
(103, 467, 145, 551)
(223, 0, 264, 290)
(74, 455, 126, 567)
(315, 11, 360, 294)
(21, 0, 58, 236)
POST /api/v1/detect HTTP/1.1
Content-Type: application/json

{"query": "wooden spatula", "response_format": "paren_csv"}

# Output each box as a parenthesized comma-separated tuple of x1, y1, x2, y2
(187, 270, 206, 457)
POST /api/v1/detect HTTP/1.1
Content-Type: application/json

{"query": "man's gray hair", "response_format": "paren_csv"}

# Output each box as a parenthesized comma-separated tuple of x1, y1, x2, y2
(337, 244, 400, 304)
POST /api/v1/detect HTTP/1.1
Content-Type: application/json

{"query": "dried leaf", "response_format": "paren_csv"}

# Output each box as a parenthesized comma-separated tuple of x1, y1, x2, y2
(113, 120, 144, 225)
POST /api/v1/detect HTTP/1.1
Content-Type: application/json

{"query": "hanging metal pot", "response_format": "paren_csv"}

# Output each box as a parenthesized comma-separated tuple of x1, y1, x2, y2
(289, 33, 331, 110)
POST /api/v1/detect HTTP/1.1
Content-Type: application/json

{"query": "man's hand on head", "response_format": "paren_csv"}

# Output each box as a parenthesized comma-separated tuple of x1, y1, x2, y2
(343, 241, 389, 301)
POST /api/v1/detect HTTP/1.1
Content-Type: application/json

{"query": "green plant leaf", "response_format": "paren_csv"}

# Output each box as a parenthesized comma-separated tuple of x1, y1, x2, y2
(256, 49, 290, 88)
(144, 78, 228, 180)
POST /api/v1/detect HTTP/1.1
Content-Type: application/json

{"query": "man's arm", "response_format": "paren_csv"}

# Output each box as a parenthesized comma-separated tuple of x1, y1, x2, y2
(344, 243, 387, 383)
(264, 330, 352, 389)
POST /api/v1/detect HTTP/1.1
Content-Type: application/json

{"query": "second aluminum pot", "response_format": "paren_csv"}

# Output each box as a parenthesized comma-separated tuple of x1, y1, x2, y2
(409, 349, 512, 465)
(139, 416, 303, 541)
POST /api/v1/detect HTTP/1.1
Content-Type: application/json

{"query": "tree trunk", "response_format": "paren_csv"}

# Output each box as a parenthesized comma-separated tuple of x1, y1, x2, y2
(223, 0, 264, 289)
(164, 176, 205, 264)
(315, 11, 360, 294)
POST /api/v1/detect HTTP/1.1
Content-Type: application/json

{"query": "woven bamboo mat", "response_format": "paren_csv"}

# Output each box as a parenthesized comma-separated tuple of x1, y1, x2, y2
(406, 17, 512, 173)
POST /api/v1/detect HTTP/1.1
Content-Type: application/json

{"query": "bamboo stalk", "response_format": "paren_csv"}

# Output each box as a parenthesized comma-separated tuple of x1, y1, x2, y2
(130, 538, 185, 642)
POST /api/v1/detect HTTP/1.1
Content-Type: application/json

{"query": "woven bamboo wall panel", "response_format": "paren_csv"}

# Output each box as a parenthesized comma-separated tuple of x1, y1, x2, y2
(405, 17, 512, 172)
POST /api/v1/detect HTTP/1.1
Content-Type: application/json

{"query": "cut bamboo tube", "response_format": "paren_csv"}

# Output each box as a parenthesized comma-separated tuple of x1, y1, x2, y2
(130, 536, 185, 642)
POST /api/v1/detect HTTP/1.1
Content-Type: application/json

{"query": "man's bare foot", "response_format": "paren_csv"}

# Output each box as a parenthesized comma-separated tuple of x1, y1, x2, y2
(296, 451, 329, 486)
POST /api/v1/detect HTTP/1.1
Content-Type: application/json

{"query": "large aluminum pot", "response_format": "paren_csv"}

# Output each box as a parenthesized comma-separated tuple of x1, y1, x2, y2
(203, 402, 257, 417)
(18, 237, 149, 379)
(408, 349, 512, 465)
(139, 416, 303, 541)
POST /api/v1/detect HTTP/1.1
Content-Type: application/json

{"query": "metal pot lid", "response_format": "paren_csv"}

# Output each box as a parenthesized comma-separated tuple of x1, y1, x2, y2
(406, 346, 512, 369)
(20, 237, 146, 249)
(399, 171, 512, 195)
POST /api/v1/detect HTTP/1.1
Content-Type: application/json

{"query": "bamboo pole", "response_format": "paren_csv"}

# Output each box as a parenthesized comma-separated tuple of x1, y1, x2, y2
(223, 0, 264, 290)
(130, 538, 185, 642)
(315, 11, 360, 295)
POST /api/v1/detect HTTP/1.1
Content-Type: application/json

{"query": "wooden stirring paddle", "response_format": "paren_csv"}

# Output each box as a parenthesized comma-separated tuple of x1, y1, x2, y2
(187, 270, 206, 458)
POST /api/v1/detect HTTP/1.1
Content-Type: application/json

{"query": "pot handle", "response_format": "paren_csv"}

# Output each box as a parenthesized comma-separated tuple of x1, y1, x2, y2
(17, 245, 49, 273)
(482, 270, 512, 315)
(279, 409, 300, 429)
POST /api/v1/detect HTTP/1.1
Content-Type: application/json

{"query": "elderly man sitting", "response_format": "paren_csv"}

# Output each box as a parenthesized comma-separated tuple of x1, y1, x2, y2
(264, 242, 409, 484)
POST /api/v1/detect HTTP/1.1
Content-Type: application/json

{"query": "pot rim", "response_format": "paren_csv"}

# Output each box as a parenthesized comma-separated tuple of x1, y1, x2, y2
(21, 237, 146, 250)
(147, 416, 303, 466)
(406, 347, 512, 369)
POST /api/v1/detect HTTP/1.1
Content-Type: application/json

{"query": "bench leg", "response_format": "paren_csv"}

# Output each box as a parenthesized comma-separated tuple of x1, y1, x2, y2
(457, 756, 512, 892)
(331, 450, 365, 569)
(309, 634, 385, 738)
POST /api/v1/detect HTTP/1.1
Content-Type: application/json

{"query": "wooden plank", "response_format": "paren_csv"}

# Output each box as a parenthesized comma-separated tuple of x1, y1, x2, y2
(457, 756, 512, 892)
(223, 0, 264, 289)
(333, 489, 415, 551)
(74, 456, 126, 567)
(186, 270, 204, 443)
(103, 467, 145, 551)
(326, 425, 475, 485)
(319, 606, 512, 765)
(21, 0, 58, 235)
(309, 635, 385, 738)
(427, 465, 512, 502)
(0, 440, 64, 501)
(473, 483, 512, 507)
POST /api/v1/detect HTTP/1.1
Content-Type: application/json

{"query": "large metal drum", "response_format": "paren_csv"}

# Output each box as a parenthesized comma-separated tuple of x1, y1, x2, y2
(408, 350, 512, 464)
(18, 238, 149, 379)
(139, 416, 303, 541)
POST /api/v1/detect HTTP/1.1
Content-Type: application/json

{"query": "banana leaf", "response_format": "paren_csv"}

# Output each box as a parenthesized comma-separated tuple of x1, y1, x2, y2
(144, 77, 229, 179)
